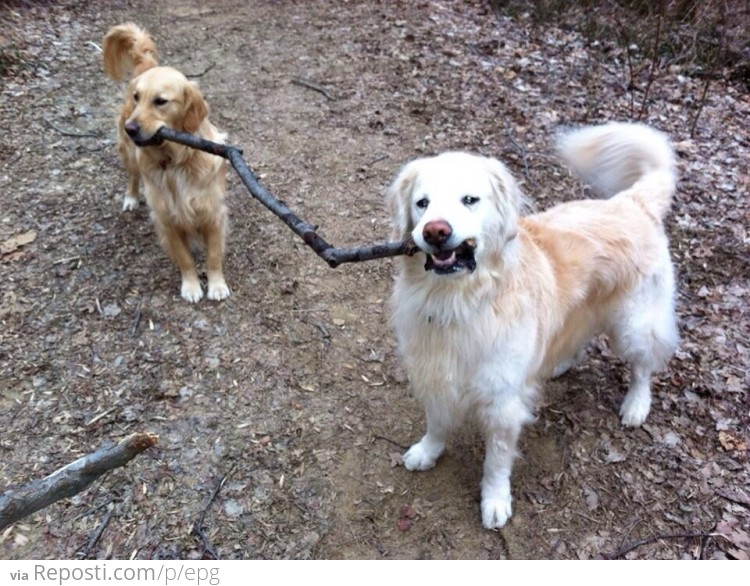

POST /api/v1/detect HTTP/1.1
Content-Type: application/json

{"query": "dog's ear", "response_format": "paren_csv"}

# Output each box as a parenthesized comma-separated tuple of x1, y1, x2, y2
(121, 81, 136, 119)
(182, 82, 209, 134)
(387, 160, 420, 241)
(484, 157, 529, 240)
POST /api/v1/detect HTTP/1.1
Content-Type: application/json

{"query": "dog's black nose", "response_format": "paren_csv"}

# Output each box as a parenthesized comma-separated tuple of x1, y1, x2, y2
(423, 220, 453, 247)
(124, 121, 140, 138)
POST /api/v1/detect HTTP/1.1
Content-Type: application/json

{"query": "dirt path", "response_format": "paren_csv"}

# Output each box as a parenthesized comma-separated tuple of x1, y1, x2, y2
(1, 0, 747, 560)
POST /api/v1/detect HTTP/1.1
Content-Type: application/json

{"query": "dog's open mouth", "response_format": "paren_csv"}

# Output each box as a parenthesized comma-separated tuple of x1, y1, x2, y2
(424, 239, 477, 274)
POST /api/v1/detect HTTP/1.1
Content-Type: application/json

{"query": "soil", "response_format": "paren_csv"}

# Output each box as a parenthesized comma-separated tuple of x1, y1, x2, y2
(1, 0, 748, 560)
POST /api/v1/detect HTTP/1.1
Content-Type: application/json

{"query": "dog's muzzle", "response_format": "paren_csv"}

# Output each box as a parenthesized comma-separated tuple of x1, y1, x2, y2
(124, 121, 164, 147)
(421, 220, 477, 274)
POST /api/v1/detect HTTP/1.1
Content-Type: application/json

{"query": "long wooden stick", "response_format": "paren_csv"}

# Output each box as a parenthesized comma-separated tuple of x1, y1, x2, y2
(0, 432, 158, 530)
(145, 127, 417, 268)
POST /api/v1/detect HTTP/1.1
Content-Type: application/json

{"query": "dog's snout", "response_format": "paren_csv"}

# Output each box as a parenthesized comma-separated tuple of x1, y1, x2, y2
(124, 121, 140, 138)
(422, 220, 453, 247)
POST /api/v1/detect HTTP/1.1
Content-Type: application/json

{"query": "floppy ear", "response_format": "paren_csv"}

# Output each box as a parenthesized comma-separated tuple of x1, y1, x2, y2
(182, 82, 209, 134)
(484, 157, 529, 240)
(386, 160, 419, 241)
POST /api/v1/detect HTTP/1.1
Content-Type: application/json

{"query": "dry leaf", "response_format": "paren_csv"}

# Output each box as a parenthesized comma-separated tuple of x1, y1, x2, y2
(1, 230, 37, 255)
(718, 431, 747, 452)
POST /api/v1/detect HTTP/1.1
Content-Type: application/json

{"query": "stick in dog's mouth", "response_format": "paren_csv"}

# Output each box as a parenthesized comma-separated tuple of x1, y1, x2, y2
(424, 238, 477, 274)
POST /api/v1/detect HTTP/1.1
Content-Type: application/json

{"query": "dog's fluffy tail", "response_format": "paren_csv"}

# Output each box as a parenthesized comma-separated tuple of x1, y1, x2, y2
(557, 122, 676, 219)
(102, 22, 158, 81)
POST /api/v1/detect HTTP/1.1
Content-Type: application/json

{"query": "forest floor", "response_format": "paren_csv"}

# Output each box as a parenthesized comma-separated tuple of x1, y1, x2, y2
(0, 0, 748, 560)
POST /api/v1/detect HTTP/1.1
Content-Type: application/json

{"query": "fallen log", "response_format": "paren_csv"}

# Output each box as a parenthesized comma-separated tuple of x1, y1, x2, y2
(141, 127, 417, 268)
(0, 432, 158, 530)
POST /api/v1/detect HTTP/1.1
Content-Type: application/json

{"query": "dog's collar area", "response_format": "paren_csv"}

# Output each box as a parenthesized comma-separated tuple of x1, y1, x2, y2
(423, 239, 477, 274)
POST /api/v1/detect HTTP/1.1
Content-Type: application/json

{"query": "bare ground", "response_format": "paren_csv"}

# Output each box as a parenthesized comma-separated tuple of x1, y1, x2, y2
(0, 0, 748, 560)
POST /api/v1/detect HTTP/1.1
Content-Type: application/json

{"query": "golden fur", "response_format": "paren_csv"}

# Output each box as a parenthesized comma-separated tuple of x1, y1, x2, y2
(388, 123, 678, 529)
(103, 22, 230, 302)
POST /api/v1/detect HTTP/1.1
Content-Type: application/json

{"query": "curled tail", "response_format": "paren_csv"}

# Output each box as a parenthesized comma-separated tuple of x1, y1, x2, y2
(557, 122, 676, 220)
(102, 22, 158, 81)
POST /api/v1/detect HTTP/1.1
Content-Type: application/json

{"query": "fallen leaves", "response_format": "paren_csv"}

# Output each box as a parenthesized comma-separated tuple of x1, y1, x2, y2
(718, 431, 747, 453)
(716, 518, 750, 560)
(1, 229, 36, 260)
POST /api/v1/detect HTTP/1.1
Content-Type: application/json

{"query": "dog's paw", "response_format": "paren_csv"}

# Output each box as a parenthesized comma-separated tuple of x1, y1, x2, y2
(402, 441, 441, 471)
(181, 279, 204, 303)
(619, 392, 651, 427)
(207, 280, 231, 301)
(122, 195, 139, 211)
(481, 495, 513, 530)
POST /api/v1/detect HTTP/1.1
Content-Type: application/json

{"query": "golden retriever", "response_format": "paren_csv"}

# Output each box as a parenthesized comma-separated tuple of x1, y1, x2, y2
(103, 22, 230, 302)
(387, 122, 678, 529)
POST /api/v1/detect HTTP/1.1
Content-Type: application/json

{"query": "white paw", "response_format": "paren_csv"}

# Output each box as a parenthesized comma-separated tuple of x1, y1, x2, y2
(122, 195, 139, 211)
(181, 279, 204, 303)
(552, 358, 575, 378)
(481, 495, 513, 530)
(402, 441, 441, 471)
(207, 280, 230, 301)
(619, 392, 651, 427)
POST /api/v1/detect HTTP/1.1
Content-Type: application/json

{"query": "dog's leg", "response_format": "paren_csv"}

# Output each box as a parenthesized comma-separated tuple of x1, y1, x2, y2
(201, 218, 230, 301)
(612, 268, 678, 427)
(403, 398, 454, 471)
(479, 394, 533, 529)
(123, 171, 140, 211)
(119, 138, 140, 211)
(160, 224, 203, 302)
(551, 347, 587, 378)
(619, 364, 654, 427)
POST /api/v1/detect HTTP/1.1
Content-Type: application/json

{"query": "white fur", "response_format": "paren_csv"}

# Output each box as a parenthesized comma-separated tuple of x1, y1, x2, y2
(388, 122, 678, 529)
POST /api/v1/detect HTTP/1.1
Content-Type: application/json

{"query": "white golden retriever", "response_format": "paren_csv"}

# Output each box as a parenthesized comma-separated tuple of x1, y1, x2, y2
(387, 123, 678, 529)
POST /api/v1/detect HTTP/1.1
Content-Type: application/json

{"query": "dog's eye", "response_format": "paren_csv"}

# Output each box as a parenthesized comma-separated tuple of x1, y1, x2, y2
(462, 195, 480, 206)
(133, 92, 140, 103)
(153, 97, 168, 107)
(416, 198, 429, 209)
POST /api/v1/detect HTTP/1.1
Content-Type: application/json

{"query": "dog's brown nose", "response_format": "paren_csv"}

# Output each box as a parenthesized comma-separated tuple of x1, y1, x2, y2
(422, 220, 453, 246)
(124, 121, 140, 138)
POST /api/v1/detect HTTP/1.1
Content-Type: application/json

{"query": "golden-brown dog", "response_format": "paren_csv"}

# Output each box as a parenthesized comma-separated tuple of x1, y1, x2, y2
(103, 22, 230, 302)
(387, 122, 678, 529)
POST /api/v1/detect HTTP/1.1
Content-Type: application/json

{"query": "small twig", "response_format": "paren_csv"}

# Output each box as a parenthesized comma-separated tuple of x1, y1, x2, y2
(689, 76, 711, 139)
(291, 77, 334, 100)
(364, 153, 389, 167)
(131, 299, 143, 338)
(73, 495, 114, 521)
(637, 1, 664, 121)
(604, 530, 718, 559)
(186, 63, 216, 79)
(86, 41, 102, 53)
(85, 407, 117, 427)
(148, 127, 418, 268)
(43, 119, 100, 139)
(0, 432, 158, 530)
(53, 256, 81, 266)
(617, 517, 643, 553)
(77, 504, 114, 559)
(192, 466, 234, 560)
(373, 435, 409, 451)
(303, 319, 330, 340)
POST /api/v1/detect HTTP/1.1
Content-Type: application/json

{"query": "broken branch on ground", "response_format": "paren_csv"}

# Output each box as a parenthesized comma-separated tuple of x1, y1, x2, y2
(0, 432, 158, 531)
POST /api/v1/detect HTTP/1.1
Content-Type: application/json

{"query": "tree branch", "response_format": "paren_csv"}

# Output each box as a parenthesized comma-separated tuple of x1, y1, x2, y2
(0, 432, 158, 530)
(146, 127, 417, 268)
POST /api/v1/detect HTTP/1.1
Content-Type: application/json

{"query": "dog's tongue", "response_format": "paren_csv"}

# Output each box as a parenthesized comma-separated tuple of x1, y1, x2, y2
(434, 250, 455, 262)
